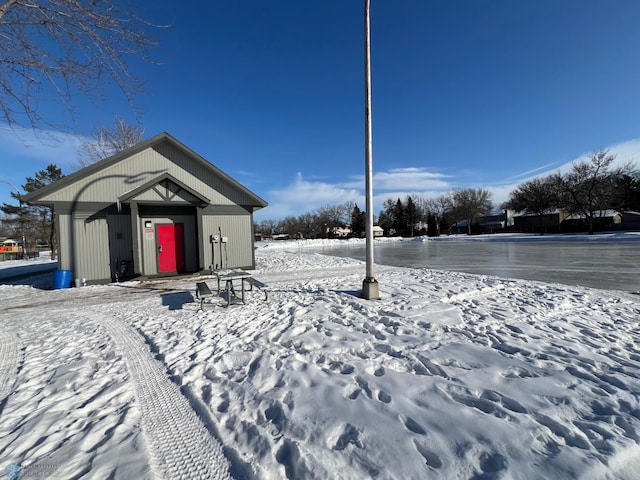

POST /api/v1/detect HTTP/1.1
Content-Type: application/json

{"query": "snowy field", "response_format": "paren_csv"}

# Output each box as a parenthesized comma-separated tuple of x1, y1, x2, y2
(1, 240, 640, 479)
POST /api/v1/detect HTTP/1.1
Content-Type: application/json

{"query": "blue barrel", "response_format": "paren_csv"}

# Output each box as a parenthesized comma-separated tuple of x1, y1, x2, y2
(52, 269, 72, 289)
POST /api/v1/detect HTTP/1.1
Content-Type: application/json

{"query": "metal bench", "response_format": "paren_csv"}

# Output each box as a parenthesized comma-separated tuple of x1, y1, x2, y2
(195, 281, 214, 310)
(243, 277, 268, 301)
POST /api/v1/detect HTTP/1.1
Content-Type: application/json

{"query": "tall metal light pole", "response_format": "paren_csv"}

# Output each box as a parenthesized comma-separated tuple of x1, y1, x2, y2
(361, 0, 379, 300)
(0, 179, 26, 257)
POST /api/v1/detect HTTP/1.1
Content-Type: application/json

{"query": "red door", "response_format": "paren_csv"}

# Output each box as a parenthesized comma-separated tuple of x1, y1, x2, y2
(157, 224, 184, 273)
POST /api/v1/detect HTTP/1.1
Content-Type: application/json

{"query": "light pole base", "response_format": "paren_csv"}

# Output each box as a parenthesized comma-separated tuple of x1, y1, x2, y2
(361, 277, 380, 300)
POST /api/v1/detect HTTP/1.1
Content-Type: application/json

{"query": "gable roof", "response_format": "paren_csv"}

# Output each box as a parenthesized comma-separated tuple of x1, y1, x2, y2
(24, 132, 268, 209)
(118, 172, 210, 207)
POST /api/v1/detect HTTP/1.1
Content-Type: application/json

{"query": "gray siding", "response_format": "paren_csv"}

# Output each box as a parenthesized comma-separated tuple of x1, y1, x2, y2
(202, 214, 254, 270)
(56, 214, 72, 271)
(58, 212, 131, 282)
(36, 146, 257, 208)
(73, 213, 111, 282)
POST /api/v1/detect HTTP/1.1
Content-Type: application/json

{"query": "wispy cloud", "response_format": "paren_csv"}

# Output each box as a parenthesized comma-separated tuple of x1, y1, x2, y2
(0, 125, 85, 171)
(260, 172, 362, 219)
(558, 139, 640, 173)
(0, 125, 87, 204)
(503, 161, 562, 182)
(375, 167, 451, 191)
(342, 167, 451, 191)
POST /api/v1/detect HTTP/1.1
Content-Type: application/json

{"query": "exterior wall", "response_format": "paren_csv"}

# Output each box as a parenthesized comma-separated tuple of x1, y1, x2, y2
(58, 205, 254, 282)
(57, 210, 133, 283)
(72, 212, 111, 283)
(56, 213, 72, 272)
(202, 213, 255, 271)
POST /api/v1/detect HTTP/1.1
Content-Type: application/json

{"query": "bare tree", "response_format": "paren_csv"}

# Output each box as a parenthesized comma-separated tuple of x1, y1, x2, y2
(255, 219, 277, 237)
(451, 188, 493, 235)
(556, 149, 634, 234)
(0, 0, 161, 129)
(503, 176, 559, 234)
(75, 116, 145, 169)
(425, 193, 454, 234)
(316, 204, 350, 228)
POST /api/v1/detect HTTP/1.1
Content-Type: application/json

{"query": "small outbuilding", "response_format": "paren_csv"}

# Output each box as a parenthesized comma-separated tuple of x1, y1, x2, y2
(24, 132, 268, 284)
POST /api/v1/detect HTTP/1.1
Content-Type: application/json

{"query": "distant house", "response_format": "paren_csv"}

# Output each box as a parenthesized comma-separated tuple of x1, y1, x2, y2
(514, 209, 627, 233)
(513, 210, 569, 234)
(24, 132, 268, 284)
(560, 210, 621, 232)
(255, 232, 274, 242)
(373, 225, 384, 237)
(452, 211, 513, 234)
(330, 226, 352, 238)
(480, 210, 514, 232)
(620, 211, 640, 231)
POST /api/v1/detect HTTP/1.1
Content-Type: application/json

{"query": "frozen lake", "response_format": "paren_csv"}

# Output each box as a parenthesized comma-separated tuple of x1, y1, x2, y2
(315, 237, 640, 292)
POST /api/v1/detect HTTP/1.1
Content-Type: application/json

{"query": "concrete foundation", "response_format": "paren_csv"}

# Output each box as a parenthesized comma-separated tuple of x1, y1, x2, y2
(361, 277, 380, 300)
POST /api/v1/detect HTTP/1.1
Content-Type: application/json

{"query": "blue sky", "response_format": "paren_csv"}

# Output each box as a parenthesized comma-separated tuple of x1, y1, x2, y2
(2, 0, 640, 220)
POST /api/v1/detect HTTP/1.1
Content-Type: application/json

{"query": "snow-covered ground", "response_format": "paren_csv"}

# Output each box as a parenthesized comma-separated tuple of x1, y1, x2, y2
(1, 240, 640, 479)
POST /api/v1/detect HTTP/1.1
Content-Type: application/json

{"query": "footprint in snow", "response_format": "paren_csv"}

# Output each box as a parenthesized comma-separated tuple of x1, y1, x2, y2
(413, 439, 442, 469)
(377, 390, 392, 404)
(330, 361, 355, 375)
(348, 388, 361, 400)
(402, 415, 427, 435)
(470, 452, 508, 480)
(333, 423, 364, 450)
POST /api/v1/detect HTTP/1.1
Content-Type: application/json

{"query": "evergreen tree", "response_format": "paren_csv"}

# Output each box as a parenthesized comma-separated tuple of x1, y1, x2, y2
(350, 204, 366, 238)
(427, 212, 439, 237)
(377, 198, 396, 235)
(392, 198, 406, 236)
(405, 196, 418, 237)
(610, 172, 640, 213)
(1, 164, 63, 258)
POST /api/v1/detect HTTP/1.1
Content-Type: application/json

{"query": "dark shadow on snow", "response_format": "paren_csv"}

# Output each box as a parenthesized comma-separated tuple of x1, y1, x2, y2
(161, 290, 194, 310)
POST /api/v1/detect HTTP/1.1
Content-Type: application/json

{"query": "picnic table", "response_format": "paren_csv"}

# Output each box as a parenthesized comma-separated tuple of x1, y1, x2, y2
(196, 270, 268, 309)
(213, 270, 253, 307)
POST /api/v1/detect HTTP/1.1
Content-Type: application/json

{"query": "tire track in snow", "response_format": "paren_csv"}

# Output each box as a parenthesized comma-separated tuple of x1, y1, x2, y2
(0, 328, 22, 409)
(97, 314, 232, 480)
